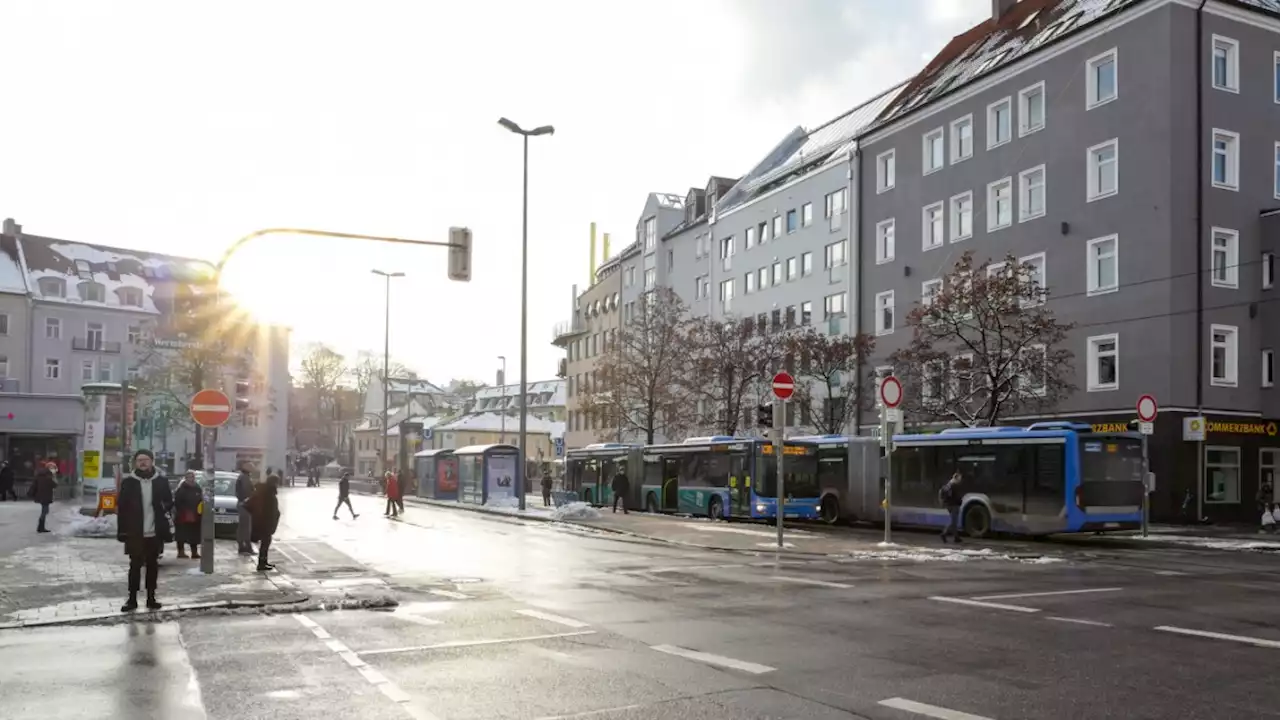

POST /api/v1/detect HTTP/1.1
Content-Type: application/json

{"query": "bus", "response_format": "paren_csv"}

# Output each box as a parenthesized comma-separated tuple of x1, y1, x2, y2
(887, 422, 1145, 537)
(639, 436, 821, 520)
(791, 435, 883, 525)
(563, 444, 641, 506)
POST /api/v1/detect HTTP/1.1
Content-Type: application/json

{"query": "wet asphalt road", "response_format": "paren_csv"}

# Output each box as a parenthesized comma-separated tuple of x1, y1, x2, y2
(3, 486, 1279, 720)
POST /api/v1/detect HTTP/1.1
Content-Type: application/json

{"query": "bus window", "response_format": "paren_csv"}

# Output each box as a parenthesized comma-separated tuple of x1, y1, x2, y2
(1026, 444, 1065, 516)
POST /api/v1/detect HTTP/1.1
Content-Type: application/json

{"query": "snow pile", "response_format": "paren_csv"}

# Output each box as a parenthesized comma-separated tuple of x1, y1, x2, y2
(838, 546, 1056, 564)
(54, 509, 117, 538)
(552, 502, 601, 521)
(1133, 534, 1280, 552)
(486, 496, 522, 510)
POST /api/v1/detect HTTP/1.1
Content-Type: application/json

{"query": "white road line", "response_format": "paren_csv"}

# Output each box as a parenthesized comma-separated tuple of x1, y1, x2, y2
(392, 613, 443, 628)
(1154, 570, 1188, 576)
(428, 589, 471, 600)
(644, 564, 745, 573)
(517, 609, 591, 628)
(972, 587, 1122, 601)
(292, 614, 426, 719)
(357, 666, 389, 685)
(928, 597, 1040, 613)
(283, 542, 317, 564)
(379, 683, 413, 703)
(1154, 626, 1280, 649)
(275, 546, 299, 564)
(771, 576, 854, 589)
(534, 704, 647, 719)
(359, 630, 597, 656)
(649, 644, 775, 675)
(324, 639, 350, 654)
(294, 615, 319, 629)
(879, 697, 994, 720)
(1047, 616, 1114, 627)
(311, 626, 332, 639)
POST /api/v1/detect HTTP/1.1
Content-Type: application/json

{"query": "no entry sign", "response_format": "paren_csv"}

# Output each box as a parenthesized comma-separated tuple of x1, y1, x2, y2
(1136, 394, 1158, 423)
(772, 372, 795, 400)
(880, 375, 903, 409)
(191, 389, 232, 428)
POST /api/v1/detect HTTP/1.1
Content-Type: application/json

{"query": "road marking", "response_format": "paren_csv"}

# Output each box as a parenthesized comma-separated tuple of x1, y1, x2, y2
(293, 614, 430, 718)
(771, 575, 854, 589)
(1154, 570, 1187, 576)
(294, 615, 319, 629)
(428, 589, 471, 600)
(534, 704, 647, 719)
(643, 564, 745, 574)
(972, 587, 1122, 601)
(1154, 626, 1280, 649)
(649, 644, 775, 675)
(928, 597, 1040, 613)
(283, 542, 316, 564)
(879, 697, 994, 720)
(517, 609, 591, 628)
(1047, 616, 1113, 627)
(275, 546, 299, 564)
(360, 630, 597, 656)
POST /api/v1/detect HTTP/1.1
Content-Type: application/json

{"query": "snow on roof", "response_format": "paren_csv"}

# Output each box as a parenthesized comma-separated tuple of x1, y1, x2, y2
(438, 412, 564, 436)
(653, 193, 685, 209)
(0, 235, 28, 294)
(472, 379, 565, 404)
(385, 415, 447, 436)
(385, 377, 445, 394)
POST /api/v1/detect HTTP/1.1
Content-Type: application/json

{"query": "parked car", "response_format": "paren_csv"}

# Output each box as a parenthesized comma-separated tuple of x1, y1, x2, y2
(167, 471, 242, 537)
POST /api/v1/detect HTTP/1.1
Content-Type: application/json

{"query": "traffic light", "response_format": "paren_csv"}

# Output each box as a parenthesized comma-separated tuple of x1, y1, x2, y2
(448, 226, 472, 282)
(234, 379, 250, 412)
(756, 404, 773, 428)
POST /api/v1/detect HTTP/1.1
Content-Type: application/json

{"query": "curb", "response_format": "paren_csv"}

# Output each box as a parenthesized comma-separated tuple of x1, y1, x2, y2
(0, 591, 310, 630)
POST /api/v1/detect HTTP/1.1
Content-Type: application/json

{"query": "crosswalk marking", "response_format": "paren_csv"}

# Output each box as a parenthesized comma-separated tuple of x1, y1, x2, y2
(649, 644, 775, 675)
(879, 697, 995, 720)
(517, 609, 591, 628)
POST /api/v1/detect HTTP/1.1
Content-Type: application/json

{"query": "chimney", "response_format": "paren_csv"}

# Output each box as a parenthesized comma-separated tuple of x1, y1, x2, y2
(588, 222, 597, 282)
(992, 0, 1018, 20)
(1, 218, 19, 236)
(602, 232, 611, 262)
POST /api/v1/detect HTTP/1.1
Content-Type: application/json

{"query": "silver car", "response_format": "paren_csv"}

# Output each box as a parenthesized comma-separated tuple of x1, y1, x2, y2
(169, 471, 242, 536)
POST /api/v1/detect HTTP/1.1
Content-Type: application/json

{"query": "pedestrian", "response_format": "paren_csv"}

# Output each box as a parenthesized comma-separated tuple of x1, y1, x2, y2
(0, 460, 16, 501)
(246, 475, 281, 572)
(173, 471, 202, 559)
(333, 471, 359, 520)
(384, 471, 401, 518)
(938, 471, 964, 543)
(235, 463, 256, 556)
(29, 461, 57, 532)
(117, 449, 173, 611)
(1258, 478, 1274, 516)
(611, 467, 630, 514)
(541, 466, 553, 507)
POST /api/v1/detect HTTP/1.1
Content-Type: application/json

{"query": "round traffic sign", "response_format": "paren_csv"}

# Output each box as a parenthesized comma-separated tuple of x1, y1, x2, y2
(1136, 394, 1158, 423)
(190, 388, 233, 428)
(771, 371, 795, 400)
(880, 375, 903, 408)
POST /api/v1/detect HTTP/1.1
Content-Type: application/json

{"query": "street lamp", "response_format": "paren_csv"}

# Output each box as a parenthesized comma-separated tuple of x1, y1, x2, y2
(498, 355, 507, 444)
(372, 269, 405, 478)
(498, 116, 554, 511)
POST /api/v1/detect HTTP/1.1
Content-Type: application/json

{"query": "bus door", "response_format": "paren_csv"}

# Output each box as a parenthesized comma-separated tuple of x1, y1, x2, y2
(729, 451, 750, 516)
(662, 457, 680, 511)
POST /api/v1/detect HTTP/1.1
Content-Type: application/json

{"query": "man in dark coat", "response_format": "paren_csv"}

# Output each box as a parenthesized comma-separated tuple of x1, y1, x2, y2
(246, 475, 281, 572)
(0, 460, 16, 501)
(117, 449, 173, 611)
(333, 471, 358, 520)
(611, 469, 630, 514)
(173, 471, 203, 559)
(30, 462, 57, 532)
(235, 464, 255, 555)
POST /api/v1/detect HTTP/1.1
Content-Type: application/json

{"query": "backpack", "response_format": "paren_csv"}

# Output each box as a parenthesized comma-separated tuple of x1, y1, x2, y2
(938, 483, 952, 506)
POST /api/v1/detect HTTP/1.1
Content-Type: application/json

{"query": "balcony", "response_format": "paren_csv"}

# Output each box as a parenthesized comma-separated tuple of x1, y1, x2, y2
(551, 319, 586, 347)
(73, 337, 122, 353)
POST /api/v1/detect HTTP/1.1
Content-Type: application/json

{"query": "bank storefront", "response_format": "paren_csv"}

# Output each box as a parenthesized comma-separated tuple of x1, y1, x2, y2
(0, 393, 84, 496)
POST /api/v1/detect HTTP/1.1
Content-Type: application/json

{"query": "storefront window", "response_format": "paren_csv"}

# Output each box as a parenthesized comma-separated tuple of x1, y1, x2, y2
(1205, 446, 1240, 504)
(1262, 449, 1278, 504)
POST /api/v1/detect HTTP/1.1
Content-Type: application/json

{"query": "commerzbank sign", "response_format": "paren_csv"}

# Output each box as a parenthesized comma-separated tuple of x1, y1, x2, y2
(1182, 416, 1279, 440)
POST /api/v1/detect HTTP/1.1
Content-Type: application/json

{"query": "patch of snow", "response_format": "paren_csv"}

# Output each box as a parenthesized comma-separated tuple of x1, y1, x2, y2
(185, 567, 207, 576)
(552, 502, 601, 521)
(486, 496, 522, 510)
(1131, 534, 1280, 552)
(838, 545, 1055, 564)
(54, 509, 117, 538)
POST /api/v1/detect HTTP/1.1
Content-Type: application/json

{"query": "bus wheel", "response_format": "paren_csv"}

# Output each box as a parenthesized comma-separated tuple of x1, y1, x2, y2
(645, 493, 658, 513)
(963, 504, 992, 539)
(820, 496, 841, 525)
(708, 495, 723, 520)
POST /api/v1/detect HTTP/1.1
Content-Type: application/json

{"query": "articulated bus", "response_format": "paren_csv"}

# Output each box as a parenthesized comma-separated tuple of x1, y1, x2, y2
(790, 435, 883, 525)
(563, 444, 642, 506)
(639, 436, 821, 520)
(887, 422, 1145, 537)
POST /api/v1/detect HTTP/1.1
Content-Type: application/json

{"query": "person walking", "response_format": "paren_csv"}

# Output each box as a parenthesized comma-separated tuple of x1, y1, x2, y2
(235, 464, 255, 556)
(383, 471, 399, 517)
(117, 449, 173, 611)
(246, 475, 281, 572)
(611, 468, 630, 514)
(938, 471, 964, 544)
(172, 471, 202, 559)
(0, 460, 16, 501)
(334, 471, 358, 520)
(541, 466, 553, 507)
(29, 461, 57, 533)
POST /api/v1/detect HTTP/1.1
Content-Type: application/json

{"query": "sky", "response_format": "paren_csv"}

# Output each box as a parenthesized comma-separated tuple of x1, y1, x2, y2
(0, 0, 989, 388)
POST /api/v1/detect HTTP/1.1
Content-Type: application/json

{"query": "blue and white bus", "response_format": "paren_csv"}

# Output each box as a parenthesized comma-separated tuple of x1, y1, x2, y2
(791, 435, 883, 525)
(886, 422, 1145, 537)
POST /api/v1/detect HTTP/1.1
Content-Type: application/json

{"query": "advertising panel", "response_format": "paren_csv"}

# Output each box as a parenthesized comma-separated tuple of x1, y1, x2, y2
(486, 453, 517, 502)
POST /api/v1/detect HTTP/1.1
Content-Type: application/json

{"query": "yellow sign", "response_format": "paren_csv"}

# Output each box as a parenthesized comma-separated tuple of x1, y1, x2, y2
(1091, 422, 1131, 433)
(1206, 420, 1279, 436)
(83, 450, 101, 480)
(763, 445, 811, 456)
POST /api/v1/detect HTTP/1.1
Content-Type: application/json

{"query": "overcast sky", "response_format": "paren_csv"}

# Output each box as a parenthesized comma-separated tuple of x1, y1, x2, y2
(0, 0, 988, 387)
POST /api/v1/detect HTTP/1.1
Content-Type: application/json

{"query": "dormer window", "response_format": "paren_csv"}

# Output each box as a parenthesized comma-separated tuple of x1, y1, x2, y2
(78, 282, 106, 303)
(117, 287, 144, 308)
(38, 277, 66, 298)
(74, 260, 93, 280)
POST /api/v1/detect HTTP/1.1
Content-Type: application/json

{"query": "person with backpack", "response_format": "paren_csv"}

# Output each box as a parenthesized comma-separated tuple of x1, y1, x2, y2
(938, 471, 963, 543)
(29, 461, 57, 533)
(611, 468, 630, 514)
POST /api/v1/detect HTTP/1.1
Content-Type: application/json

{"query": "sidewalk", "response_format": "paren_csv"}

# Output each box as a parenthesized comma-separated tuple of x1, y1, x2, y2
(0, 501, 304, 629)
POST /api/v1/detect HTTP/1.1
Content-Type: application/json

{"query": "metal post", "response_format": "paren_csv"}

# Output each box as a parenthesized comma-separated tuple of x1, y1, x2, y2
(381, 273, 390, 478)
(882, 407, 892, 545)
(120, 381, 131, 475)
(200, 428, 215, 574)
(518, 133, 529, 511)
(773, 402, 785, 548)
(499, 357, 506, 444)
(1141, 432, 1150, 538)
(1196, 440, 1204, 523)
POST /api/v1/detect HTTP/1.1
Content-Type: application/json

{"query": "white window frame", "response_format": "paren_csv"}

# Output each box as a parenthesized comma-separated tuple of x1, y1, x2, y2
(951, 353, 975, 400)
(1087, 333, 1119, 392)
(986, 97, 1012, 149)
(1211, 129, 1239, 191)
(987, 177, 1013, 232)
(1264, 252, 1275, 290)
(81, 359, 94, 382)
(1204, 446, 1241, 504)
(1210, 227, 1239, 289)
(949, 191, 972, 242)
(1210, 324, 1238, 387)
(1087, 139, 1119, 202)
(1018, 165, 1046, 222)
(1085, 48, 1118, 109)
(44, 358, 60, 381)
(950, 114, 973, 164)
(1017, 81, 1046, 136)
(1020, 344, 1048, 396)
(801, 252, 813, 277)
(745, 271, 756, 294)
(1020, 251, 1046, 307)
(921, 278, 943, 307)
(45, 317, 60, 339)
(922, 201, 944, 251)
(801, 202, 813, 228)
(824, 292, 847, 318)
(876, 149, 896, 193)
(922, 127, 945, 175)
(1211, 35, 1239, 93)
(1086, 234, 1120, 296)
(874, 291, 895, 336)
(875, 218, 895, 264)
(1264, 349, 1275, 388)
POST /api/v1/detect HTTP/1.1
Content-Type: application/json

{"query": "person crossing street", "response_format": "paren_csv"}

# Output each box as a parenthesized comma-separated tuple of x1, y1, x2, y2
(333, 471, 358, 520)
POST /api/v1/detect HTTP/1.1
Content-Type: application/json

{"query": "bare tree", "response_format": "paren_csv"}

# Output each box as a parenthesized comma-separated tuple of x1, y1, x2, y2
(888, 251, 1075, 427)
(685, 315, 785, 436)
(785, 328, 876, 435)
(349, 351, 415, 398)
(297, 343, 346, 443)
(578, 287, 697, 444)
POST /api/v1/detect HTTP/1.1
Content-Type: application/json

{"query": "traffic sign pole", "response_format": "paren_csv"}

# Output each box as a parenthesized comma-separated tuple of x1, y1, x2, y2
(879, 375, 903, 545)
(770, 372, 795, 550)
(1136, 395, 1158, 539)
(191, 388, 232, 575)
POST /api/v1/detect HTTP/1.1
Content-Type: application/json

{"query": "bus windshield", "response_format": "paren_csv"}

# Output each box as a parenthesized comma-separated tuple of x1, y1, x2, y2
(756, 448, 820, 498)
(1079, 435, 1144, 483)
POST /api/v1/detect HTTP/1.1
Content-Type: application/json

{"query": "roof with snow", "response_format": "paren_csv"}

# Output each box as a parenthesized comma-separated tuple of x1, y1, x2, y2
(437, 412, 564, 437)
(652, 194, 685, 210)
(0, 235, 28, 295)
(472, 379, 565, 410)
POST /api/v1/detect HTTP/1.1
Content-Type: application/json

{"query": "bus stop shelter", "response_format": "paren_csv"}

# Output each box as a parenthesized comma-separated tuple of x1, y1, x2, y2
(414, 448, 457, 500)
(454, 444, 521, 506)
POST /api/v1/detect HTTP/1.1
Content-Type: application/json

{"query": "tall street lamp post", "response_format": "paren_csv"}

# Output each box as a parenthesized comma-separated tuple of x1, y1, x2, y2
(372, 269, 405, 478)
(498, 355, 507, 444)
(498, 116, 554, 511)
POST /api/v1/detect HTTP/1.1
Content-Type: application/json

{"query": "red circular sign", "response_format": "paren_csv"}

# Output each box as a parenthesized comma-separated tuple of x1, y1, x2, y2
(880, 375, 903, 408)
(771, 372, 795, 400)
(1136, 394, 1158, 423)
(190, 389, 233, 428)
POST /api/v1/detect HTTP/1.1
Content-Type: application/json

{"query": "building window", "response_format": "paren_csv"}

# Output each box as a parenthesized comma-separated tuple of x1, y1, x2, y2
(950, 115, 973, 163)
(695, 275, 709, 300)
(1275, 142, 1280, 199)
(1087, 139, 1119, 201)
(1276, 51, 1280, 104)
(1210, 324, 1238, 387)
(759, 221, 769, 244)
(922, 202, 944, 250)
(78, 282, 105, 303)
(1087, 334, 1118, 391)
(126, 366, 139, 381)
(1211, 35, 1239, 93)
(772, 261, 783, 286)
(127, 324, 142, 344)
(758, 267, 769, 290)
(720, 236, 734, 260)
(1211, 129, 1239, 190)
(923, 128, 944, 174)
(625, 266, 635, 288)
(874, 291, 894, 335)
(824, 240, 847, 269)
(987, 177, 1013, 231)
(950, 191, 972, 242)
(922, 278, 942, 307)
(38, 277, 65, 298)
(786, 257, 798, 281)
(1086, 48, 1117, 108)
(42, 317, 59, 339)
(1018, 82, 1045, 136)
(98, 362, 112, 382)
(784, 305, 797, 328)
(1021, 252, 1046, 305)
(0, 314, 7, 335)
(1087, 235, 1119, 296)
(1264, 252, 1275, 290)
(117, 287, 144, 307)
(86, 322, 104, 349)
(1264, 349, 1275, 388)
(44, 358, 60, 380)
(1018, 165, 1046, 221)
(801, 203, 813, 227)
(1211, 227, 1239, 289)
(745, 271, 757, 294)
(875, 219, 895, 264)
(719, 279, 734, 308)
(801, 252, 813, 277)
(825, 188, 848, 220)
(772, 216, 783, 239)
(987, 97, 1012, 148)
(643, 217, 657, 251)
(797, 301, 811, 326)
(826, 292, 847, 319)
(0, 355, 7, 378)
(81, 360, 94, 381)
(876, 150, 895, 193)
(667, 249, 674, 270)
(1204, 447, 1240, 504)
(643, 268, 656, 290)
(785, 209, 798, 234)
(745, 226, 755, 249)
